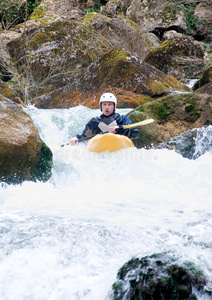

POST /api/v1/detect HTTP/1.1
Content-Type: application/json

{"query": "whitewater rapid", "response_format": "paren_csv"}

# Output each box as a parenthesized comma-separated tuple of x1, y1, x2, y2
(0, 106, 212, 299)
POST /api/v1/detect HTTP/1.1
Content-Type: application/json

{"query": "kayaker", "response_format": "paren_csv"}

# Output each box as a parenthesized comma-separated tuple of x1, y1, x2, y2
(69, 92, 139, 145)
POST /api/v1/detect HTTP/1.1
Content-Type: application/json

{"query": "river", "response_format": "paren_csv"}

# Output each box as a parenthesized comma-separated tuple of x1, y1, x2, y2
(0, 105, 212, 299)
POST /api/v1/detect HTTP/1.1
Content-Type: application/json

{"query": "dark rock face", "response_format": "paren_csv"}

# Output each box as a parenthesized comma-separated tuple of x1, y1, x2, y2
(112, 253, 206, 300)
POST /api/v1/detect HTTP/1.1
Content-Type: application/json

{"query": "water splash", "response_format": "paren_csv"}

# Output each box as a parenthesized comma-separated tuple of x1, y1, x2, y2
(193, 125, 212, 159)
(0, 106, 212, 299)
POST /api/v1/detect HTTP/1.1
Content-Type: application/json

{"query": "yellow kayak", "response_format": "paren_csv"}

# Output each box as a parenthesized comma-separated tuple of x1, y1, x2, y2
(87, 133, 134, 153)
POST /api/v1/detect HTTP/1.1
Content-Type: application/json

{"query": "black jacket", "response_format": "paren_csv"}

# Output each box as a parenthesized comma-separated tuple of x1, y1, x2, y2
(76, 113, 139, 140)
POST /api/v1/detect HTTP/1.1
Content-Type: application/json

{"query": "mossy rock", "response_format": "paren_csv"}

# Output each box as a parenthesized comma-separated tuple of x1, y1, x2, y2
(112, 253, 206, 300)
(82, 50, 189, 99)
(29, 6, 46, 20)
(144, 36, 204, 79)
(130, 93, 203, 125)
(128, 93, 212, 148)
(0, 81, 24, 105)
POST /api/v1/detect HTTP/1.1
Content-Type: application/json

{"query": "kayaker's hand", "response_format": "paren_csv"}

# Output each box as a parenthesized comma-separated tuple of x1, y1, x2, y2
(109, 126, 119, 134)
(69, 137, 78, 145)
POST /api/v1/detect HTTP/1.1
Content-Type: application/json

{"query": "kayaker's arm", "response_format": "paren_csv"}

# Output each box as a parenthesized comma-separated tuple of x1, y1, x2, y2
(69, 118, 101, 145)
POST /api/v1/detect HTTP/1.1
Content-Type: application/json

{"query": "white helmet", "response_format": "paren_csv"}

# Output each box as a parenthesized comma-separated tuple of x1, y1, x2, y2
(99, 93, 117, 110)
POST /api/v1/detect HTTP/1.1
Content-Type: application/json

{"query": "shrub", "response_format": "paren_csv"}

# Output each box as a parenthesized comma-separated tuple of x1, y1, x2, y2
(0, 0, 41, 30)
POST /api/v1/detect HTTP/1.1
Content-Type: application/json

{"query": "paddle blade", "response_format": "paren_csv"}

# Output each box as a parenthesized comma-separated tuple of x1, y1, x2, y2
(123, 118, 154, 129)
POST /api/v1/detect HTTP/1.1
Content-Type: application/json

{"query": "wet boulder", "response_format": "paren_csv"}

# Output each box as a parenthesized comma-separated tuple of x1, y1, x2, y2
(112, 253, 207, 300)
(157, 125, 212, 159)
(0, 95, 52, 184)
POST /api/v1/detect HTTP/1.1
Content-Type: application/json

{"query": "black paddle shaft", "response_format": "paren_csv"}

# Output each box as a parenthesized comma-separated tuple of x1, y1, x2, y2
(61, 131, 109, 147)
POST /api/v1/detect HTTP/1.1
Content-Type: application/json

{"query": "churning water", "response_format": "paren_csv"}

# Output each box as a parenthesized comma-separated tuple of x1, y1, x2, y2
(0, 106, 212, 300)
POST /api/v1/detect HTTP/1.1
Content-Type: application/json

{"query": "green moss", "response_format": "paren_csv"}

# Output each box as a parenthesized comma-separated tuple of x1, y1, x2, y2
(151, 100, 175, 123)
(157, 39, 175, 53)
(82, 12, 110, 27)
(29, 6, 45, 20)
(83, 12, 99, 21)
(185, 103, 195, 112)
(183, 94, 202, 122)
(29, 31, 54, 50)
(185, 262, 203, 277)
(126, 18, 140, 30)
(94, 50, 132, 85)
(112, 281, 123, 293)
(0, 82, 14, 99)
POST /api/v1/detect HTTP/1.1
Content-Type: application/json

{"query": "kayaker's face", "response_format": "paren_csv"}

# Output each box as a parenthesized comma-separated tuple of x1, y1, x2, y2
(101, 101, 115, 116)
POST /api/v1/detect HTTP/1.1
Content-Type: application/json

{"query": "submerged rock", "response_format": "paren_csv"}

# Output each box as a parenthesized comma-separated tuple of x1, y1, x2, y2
(112, 253, 206, 300)
(0, 95, 52, 184)
(158, 125, 212, 159)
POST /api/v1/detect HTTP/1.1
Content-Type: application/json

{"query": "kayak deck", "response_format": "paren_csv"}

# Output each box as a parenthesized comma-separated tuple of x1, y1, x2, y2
(87, 133, 134, 153)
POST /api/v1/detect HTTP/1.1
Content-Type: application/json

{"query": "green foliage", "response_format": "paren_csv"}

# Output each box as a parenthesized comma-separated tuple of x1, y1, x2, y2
(0, 0, 40, 30)
(183, 3, 199, 30)
(185, 103, 195, 113)
(84, 8, 100, 14)
(170, 1, 199, 30)
(184, 95, 202, 122)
